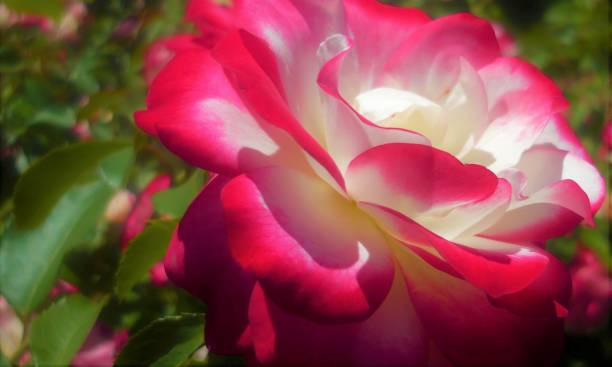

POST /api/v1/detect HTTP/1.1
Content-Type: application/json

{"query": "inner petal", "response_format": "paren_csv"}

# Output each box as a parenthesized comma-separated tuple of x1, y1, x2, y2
(354, 87, 446, 145)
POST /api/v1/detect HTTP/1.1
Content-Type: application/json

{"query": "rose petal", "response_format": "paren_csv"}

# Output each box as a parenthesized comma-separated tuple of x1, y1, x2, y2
(469, 57, 569, 171)
(361, 202, 549, 298)
(221, 166, 395, 322)
(385, 13, 500, 99)
(344, 0, 429, 88)
(212, 29, 346, 188)
(346, 143, 498, 217)
(135, 47, 308, 176)
(397, 246, 565, 367)
(482, 179, 593, 243)
(164, 176, 254, 353)
(248, 269, 427, 367)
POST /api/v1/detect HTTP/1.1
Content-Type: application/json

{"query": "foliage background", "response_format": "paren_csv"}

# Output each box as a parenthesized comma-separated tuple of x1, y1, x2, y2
(0, 0, 609, 366)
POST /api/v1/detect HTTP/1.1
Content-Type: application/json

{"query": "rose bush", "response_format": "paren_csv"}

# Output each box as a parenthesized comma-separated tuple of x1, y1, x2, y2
(135, 0, 605, 365)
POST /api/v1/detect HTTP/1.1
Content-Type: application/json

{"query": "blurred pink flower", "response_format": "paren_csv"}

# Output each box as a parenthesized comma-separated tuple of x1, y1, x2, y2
(121, 174, 172, 247)
(71, 324, 128, 367)
(0, 1, 86, 40)
(121, 174, 172, 285)
(566, 247, 612, 332)
(48, 280, 79, 299)
(71, 122, 92, 141)
(113, 17, 140, 39)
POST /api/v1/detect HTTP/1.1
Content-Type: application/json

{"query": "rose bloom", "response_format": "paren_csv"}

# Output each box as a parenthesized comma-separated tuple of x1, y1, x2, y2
(135, 1, 605, 366)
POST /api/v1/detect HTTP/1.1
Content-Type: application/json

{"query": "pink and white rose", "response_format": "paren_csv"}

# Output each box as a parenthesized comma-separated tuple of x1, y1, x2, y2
(136, 1, 605, 365)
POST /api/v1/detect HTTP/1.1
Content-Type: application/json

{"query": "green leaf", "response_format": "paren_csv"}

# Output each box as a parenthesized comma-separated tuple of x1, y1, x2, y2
(31, 106, 76, 128)
(30, 294, 106, 367)
(14, 140, 130, 228)
(114, 314, 204, 367)
(115, 220, 177, 299)
(0, 148, 133, 316)
(3, 0, 64, 21)
(0, 352, 10, 367)
(578, 219, 611, 271)
(152, 171, 206, 218)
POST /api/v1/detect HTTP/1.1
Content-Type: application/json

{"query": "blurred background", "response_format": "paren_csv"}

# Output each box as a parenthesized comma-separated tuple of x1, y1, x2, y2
(0, 0, 609, 366)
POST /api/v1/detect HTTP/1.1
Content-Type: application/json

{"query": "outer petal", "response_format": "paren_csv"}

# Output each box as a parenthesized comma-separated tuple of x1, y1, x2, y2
(397, 246, 564, 367)
(488, 251, 571, 318)
(248, 269, 427, 367)
(385, 13, 500, 99)
(361, 203, 549, 298)
(186, 0, 234, 47)
(346, 143, 498, 217)
(212, 29, 346, 188)
(143, 34, 200, 85)
(469, 57, 569, 171)
(221, 166, 395, 322)
(164, 176, 254, 354)
(343, 0, 429, 87)
(135, 47, 308, 176)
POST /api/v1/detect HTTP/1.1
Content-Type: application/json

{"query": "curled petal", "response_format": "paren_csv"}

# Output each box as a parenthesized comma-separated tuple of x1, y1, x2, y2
(221, 166, 395, 322)
(489, 252, 572, 318)
(516, 143, 604, 214)
(135, 47, 308, 176)
(470, 57, 568, 170)
(482, 179, 593, 243)
(346, 143, 498, 217)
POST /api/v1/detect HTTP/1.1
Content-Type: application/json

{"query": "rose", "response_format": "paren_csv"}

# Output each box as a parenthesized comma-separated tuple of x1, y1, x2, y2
(136, 0, 605, 365)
